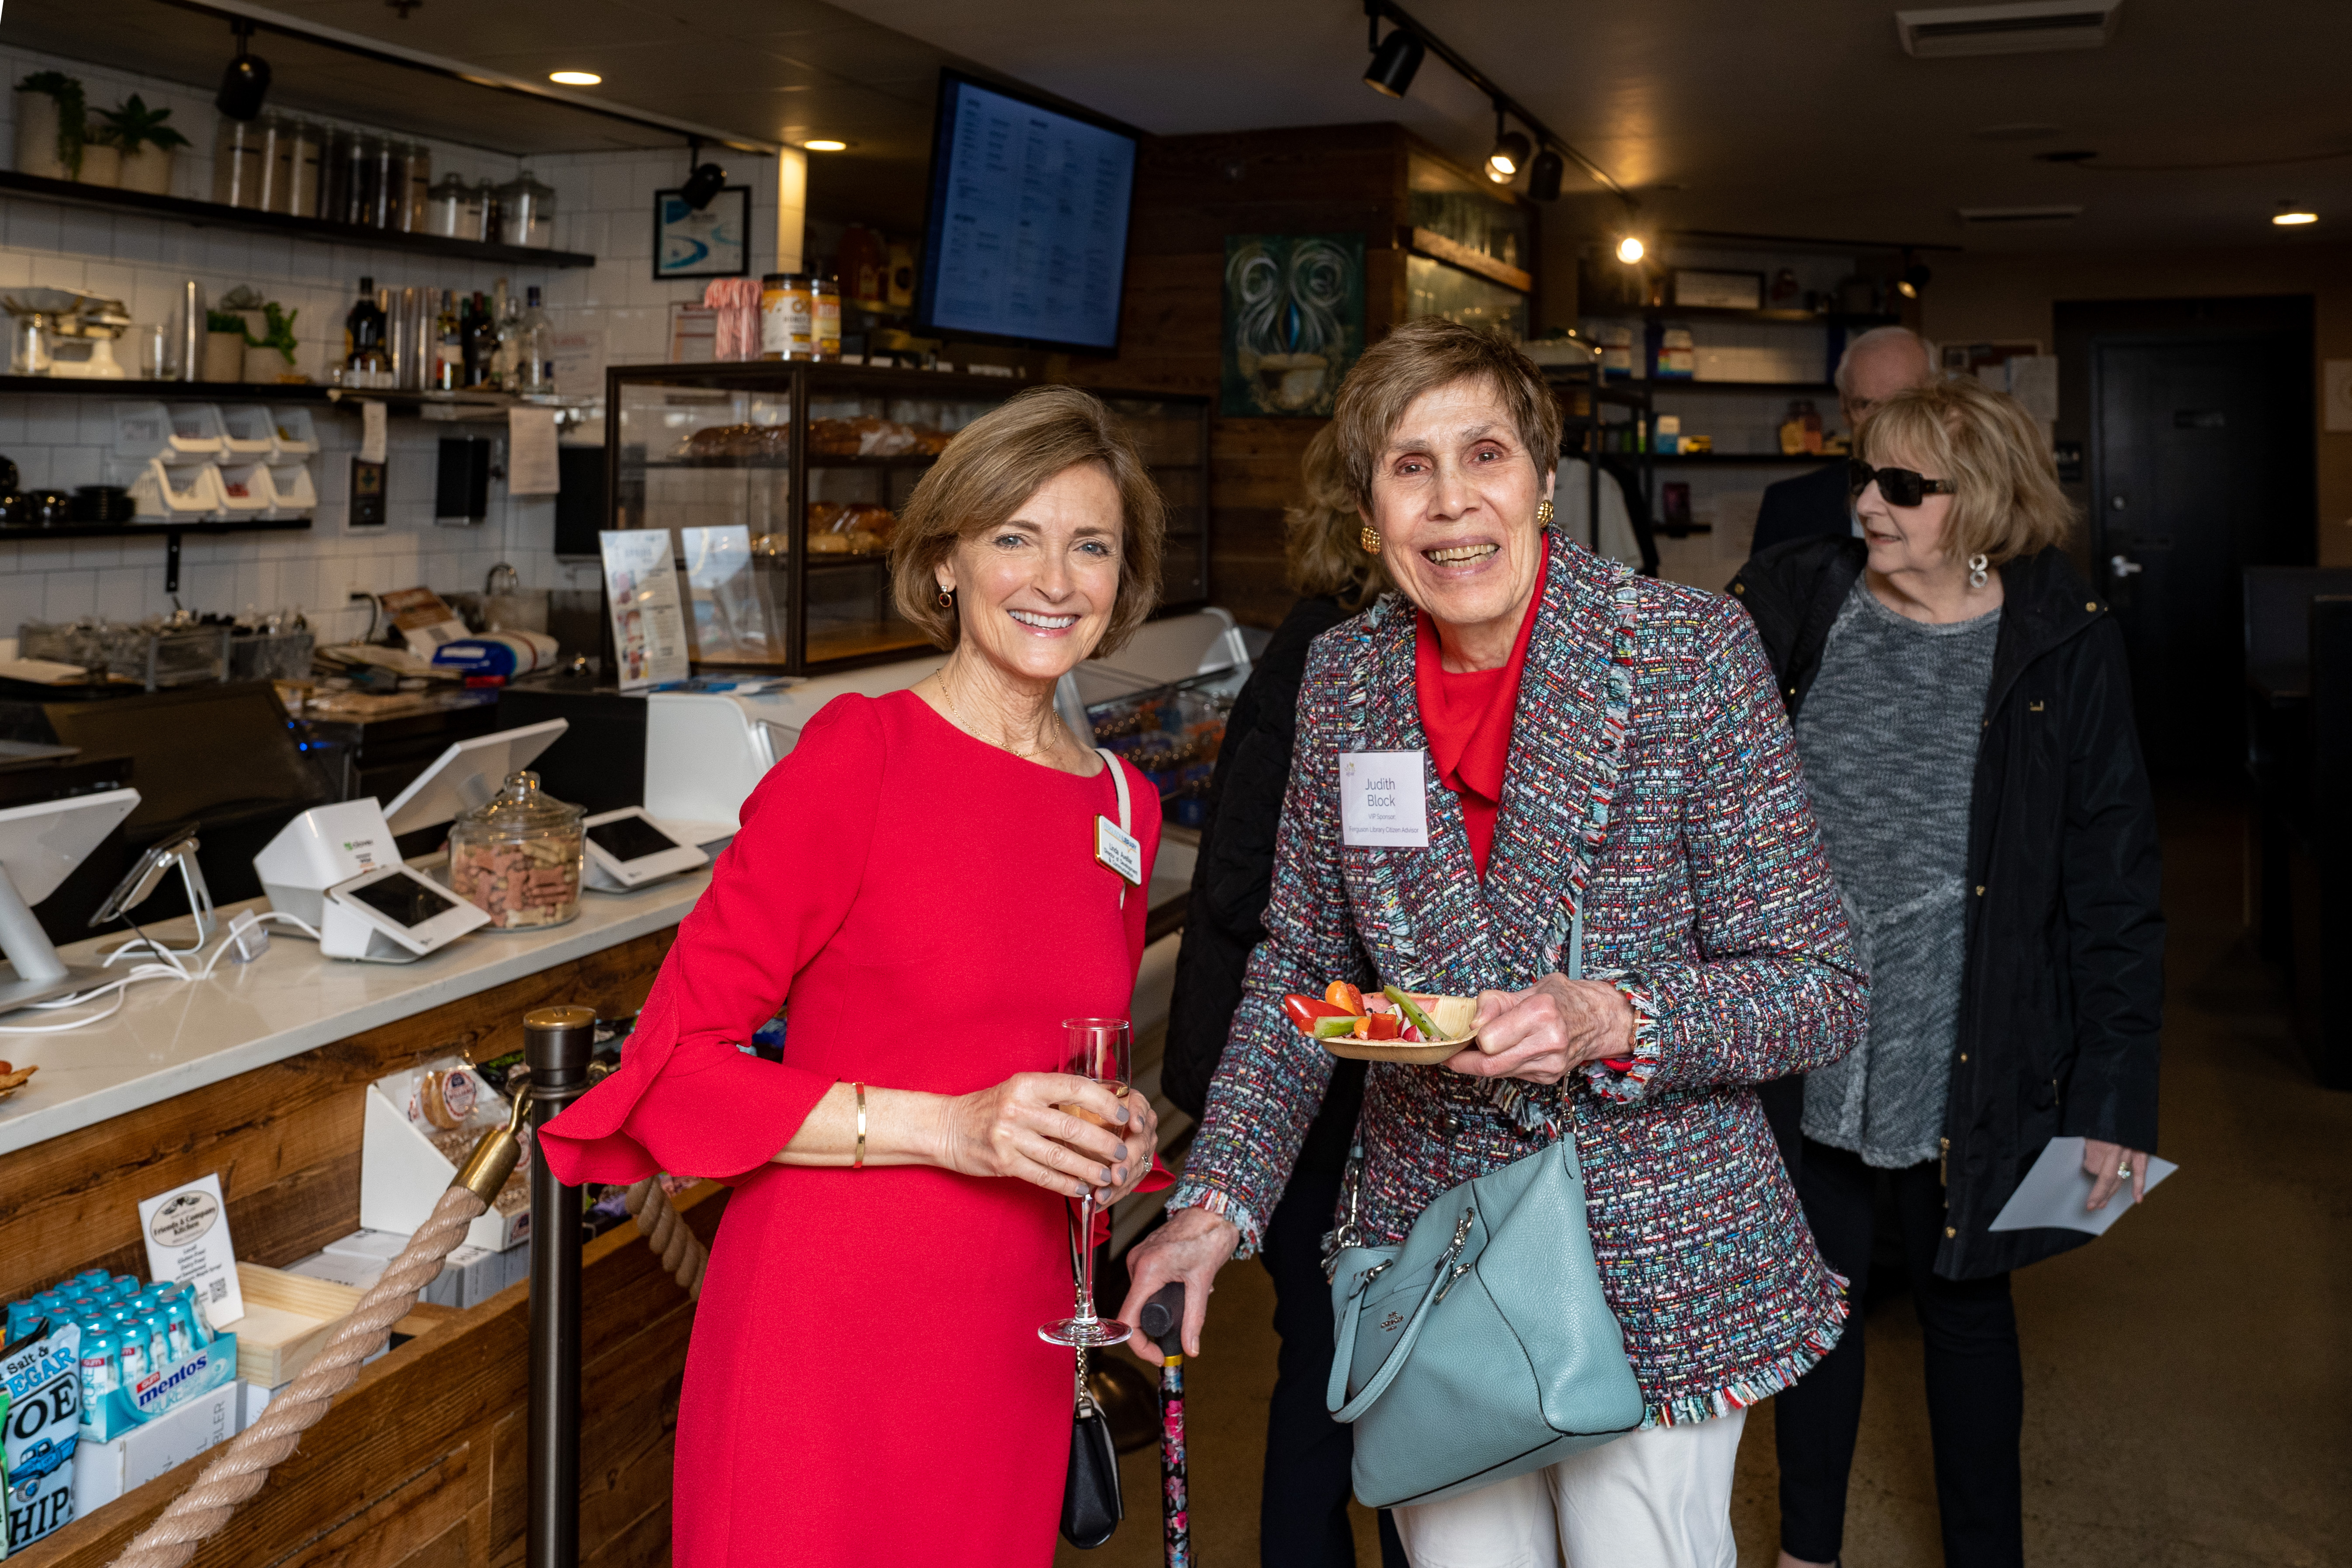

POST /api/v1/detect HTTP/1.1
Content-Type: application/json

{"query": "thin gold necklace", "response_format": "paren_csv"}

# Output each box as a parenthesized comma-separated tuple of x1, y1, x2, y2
(940, 666, 1065, 765)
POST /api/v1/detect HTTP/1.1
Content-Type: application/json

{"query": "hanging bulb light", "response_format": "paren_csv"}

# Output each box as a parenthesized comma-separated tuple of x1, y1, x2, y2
(1527, 147, 1566, 202)
(1616, 234, 1646, 265)
(215, 20, 272, 122)
(1363, 26, 1426, 98)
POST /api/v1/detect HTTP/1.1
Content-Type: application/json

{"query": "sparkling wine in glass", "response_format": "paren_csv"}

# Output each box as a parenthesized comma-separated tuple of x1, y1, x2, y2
(1039, 1016, 1133, 1348)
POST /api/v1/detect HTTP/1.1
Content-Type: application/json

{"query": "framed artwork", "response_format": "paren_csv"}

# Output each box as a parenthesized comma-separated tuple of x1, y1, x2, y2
(1221, 233, 1366, 417)
(654, 187, 750, 282)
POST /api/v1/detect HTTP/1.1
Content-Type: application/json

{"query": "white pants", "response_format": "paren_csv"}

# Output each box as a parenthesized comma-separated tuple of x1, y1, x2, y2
(1391, 1409, 1745, 1568)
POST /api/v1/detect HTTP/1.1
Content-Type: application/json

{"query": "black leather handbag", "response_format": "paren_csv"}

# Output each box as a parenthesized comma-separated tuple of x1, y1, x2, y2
(1059, 1211, 1122, 1549)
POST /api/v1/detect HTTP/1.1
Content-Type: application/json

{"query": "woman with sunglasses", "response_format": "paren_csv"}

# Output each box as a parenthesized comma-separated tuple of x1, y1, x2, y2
(1729, 375, 2164, 1568)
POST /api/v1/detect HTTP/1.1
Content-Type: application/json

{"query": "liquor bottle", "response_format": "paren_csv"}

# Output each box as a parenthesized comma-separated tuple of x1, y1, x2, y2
(432, 289, 462, 392)
(511, 285, 552, 393)
(490, 278, 518, 390)
(343, 276, 388, 386)
(459, 292, 491, 388)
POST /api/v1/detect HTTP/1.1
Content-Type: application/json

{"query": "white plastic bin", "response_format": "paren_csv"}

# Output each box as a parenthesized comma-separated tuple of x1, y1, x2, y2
(267, 405, 320, 458)
(163, 403, 231, 459)
(218, 404, 279, 458)
(112, 400, 220, 464)
(129, 457, 225, 520)
(215, 461, 275, 517)
(264, 461, 317, 518)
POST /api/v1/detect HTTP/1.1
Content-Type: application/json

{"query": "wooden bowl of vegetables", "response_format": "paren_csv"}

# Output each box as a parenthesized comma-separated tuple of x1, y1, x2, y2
(1283, 983, 1479, 1065)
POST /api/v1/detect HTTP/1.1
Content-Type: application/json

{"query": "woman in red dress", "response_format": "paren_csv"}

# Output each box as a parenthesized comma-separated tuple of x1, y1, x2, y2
(540, 385, 1170, 1567)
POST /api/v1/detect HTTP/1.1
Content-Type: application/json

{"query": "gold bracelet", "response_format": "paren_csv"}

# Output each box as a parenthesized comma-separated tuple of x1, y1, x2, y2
(851, 1082, 867, 1170)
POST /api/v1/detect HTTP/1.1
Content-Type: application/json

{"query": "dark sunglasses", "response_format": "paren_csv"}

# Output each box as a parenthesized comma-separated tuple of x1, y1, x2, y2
(1849, 459, 1957, 508)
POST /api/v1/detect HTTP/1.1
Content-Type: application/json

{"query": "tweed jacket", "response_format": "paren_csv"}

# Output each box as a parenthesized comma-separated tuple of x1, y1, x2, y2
(1170, 532, 1868, 1425)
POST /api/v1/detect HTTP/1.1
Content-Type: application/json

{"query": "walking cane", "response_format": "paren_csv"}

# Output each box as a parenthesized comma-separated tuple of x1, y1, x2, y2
(1137, 1282, 1191, 1568)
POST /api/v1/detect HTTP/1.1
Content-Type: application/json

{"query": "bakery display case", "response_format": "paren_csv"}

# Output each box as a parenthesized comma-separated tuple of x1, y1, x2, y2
(607, 362, 1210, 673)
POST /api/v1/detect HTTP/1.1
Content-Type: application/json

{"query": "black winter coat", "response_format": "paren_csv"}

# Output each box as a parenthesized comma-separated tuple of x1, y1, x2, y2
(1163, 596, 1367, 1176)
(1728, 538, 2165, 1278)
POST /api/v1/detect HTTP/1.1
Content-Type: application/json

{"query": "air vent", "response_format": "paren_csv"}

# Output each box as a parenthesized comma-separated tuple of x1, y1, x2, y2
(1897, 2, 2121, 57)
(1957, 205, 2085, 223)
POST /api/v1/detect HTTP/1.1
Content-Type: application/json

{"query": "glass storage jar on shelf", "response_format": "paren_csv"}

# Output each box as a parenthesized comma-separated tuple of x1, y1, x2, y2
(400, 142, 432, 232)
(274, 118, 323, 217)
(496, 170, 556, 248)
(212, 118, 268, 208)
(423, 172, 472, 238)
(607, 361, 1210, 673)
(447, 770, 583, 930)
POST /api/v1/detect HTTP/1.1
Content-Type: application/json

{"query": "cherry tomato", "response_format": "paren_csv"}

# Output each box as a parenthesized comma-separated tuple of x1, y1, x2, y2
(1325, 980, 1365, 1015)
(1283, 994, 1349, 1034)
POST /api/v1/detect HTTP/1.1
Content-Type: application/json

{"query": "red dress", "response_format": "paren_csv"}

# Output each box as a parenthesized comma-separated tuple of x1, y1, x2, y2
(539, 690, 1159, 1568)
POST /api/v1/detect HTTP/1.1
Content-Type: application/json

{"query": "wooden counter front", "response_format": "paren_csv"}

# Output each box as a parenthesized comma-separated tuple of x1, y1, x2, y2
(0, 924, 691, 1568)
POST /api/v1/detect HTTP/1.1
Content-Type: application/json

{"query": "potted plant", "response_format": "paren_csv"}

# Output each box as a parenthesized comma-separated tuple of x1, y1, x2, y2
(92, 95, 187, 194)
(14, 71, 86, 181)
(243, 301, 302, 384)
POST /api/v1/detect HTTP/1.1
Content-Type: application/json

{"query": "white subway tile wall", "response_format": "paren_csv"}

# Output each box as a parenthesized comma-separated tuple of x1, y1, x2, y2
(0, 44, 779, 642)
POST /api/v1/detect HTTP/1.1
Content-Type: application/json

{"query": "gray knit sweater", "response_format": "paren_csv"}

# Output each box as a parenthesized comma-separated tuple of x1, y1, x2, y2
(1793, 580, 2001, 1169)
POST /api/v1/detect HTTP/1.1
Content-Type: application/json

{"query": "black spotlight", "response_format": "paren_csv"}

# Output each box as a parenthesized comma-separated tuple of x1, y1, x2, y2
(1528, 146, 1566, 202)
(1485, 128, 1530, 185)
(215, 21, 271, 122)
(1897, 259, 1932, 299)
(680, 140, 728, 211)
(1363, 28, 1425, 98)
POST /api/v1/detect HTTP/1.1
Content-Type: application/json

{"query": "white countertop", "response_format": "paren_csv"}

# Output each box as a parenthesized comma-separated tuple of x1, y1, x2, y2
(0, 872, 711, 1157)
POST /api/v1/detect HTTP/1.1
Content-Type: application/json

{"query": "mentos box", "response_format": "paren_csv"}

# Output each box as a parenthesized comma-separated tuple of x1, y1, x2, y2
(83, 1333, 237, 1445)
(4, 1323, 80, 1550)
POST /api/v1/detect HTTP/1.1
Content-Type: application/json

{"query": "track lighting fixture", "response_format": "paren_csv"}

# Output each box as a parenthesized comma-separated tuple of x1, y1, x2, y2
(1528, 146, 1566, 202)
(1895, 252, 1932, 298)
(215, 20, 272, 122)
(1485, 111, 1529, 185)
(1363, 25, 1425, 98)
(680, 138, 728, 212)
(1616, 234, 1646, 265)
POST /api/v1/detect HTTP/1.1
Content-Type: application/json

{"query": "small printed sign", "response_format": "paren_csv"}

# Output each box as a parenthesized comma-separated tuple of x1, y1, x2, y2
(137, 1174, 244, 1329)
(1339, 750, 1430, 849)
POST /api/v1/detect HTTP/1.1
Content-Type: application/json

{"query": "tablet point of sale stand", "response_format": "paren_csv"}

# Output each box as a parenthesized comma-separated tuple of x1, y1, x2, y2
(0, 788, 141, 1013)
(253, 720, 568, 962)
(580, 808, 707, 891)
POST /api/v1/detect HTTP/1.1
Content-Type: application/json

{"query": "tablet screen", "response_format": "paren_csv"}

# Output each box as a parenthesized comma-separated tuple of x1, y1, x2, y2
(587, 815, 682, 864)
(350, 874, 458, 928)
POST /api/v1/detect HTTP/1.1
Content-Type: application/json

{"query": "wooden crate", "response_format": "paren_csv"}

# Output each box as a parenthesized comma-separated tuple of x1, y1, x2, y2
(232, 1263, 364, 1388)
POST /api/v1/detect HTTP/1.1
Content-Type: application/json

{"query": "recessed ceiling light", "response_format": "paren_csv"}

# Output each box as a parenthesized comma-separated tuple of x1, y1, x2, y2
(2274, 209, 2318, 226)
(549, 70, 601, 86)
(804, 139, 848, 152)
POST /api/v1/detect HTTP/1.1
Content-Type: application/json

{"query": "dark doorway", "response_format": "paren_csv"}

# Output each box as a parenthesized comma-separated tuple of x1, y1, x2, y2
(2056, 297, 2315, 779)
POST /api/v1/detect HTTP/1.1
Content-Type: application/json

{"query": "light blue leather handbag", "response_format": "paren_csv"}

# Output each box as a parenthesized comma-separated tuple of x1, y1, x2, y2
(1324, 910, 1647, 1509)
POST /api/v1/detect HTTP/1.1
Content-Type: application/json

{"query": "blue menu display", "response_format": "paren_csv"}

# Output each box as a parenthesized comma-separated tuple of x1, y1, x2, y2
(917, 74, 1138, 352)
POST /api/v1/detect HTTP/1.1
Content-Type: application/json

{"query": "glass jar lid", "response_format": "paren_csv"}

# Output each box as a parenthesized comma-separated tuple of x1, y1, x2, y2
(457, 770, 581, 833)
(498, 170, 556, 202)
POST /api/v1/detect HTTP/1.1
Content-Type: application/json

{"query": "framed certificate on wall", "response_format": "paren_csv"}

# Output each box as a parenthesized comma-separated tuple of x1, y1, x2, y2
(654, 187, 750, 281)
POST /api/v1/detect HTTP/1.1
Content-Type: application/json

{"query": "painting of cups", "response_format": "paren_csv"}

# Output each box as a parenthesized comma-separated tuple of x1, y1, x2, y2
(1221, 234, 1365, 418)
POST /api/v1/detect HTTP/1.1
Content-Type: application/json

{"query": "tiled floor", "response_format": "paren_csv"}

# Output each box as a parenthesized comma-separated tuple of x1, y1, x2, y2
(1061, 791, 2352, 1567)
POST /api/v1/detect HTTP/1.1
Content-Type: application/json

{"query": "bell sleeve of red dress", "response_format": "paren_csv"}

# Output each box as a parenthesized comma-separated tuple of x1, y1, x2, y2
(538, 696, 885, 1186)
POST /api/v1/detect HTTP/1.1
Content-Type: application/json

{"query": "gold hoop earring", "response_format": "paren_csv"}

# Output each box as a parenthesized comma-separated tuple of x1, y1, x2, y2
(1359, 526, 1382, 556)
(1535, 499, 1554, 525)
(936, 586, 954, 609)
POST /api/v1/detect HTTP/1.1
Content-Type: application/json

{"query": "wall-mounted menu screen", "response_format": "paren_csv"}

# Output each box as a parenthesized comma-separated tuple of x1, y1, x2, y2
(916, 71, 1138, 352)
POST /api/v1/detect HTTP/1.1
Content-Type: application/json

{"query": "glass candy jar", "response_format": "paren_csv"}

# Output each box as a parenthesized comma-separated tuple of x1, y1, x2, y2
(447, 770, 583, 930)
(495, 169, 556, 248)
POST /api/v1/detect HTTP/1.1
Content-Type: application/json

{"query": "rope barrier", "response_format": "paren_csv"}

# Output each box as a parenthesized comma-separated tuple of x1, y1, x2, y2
(624, 1179, 707, 1299)
(107, 1184, 487, 1568)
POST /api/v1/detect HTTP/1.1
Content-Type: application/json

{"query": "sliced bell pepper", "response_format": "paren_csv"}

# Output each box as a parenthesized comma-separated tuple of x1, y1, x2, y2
(1282, 993, 1349, 1034)
(1363, 1011, 1401, 1041)
(1312, 1015, 1364, 1039)
(1325, 980, 1366, 1015)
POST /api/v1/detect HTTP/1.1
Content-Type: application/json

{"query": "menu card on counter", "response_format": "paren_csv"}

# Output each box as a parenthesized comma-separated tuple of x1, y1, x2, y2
(601, 529, 691, 690)
(138, 1173, 246, 1328)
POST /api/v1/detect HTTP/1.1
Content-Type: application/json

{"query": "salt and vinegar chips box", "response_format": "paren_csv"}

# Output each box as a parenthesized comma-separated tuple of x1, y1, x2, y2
(3, 1323, 79, 1550)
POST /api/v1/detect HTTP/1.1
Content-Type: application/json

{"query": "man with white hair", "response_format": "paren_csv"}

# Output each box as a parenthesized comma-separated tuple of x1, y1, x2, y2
(1752, 326, 1936, 552)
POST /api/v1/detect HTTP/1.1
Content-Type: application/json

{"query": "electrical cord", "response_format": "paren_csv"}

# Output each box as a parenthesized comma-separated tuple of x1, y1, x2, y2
(0, 912, 326, 1034)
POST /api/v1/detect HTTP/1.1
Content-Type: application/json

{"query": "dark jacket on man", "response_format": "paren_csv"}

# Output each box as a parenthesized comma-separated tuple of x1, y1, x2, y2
(1752, 461, 1854, 553)
(1728, 536, 2165, 1278)
(1163, 595, 1366, 1173)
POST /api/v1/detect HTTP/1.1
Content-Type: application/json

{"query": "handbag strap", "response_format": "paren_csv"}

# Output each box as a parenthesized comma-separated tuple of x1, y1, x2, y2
(1325, 1206, 1478, 1422)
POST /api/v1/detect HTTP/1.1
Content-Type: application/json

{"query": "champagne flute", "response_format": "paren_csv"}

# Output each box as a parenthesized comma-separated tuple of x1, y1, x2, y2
(1039, 1016, 1133, 1348)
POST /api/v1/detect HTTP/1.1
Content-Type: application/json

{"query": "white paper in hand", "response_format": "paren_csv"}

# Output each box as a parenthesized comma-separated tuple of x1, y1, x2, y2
(1987, 1135, 2176, 1236)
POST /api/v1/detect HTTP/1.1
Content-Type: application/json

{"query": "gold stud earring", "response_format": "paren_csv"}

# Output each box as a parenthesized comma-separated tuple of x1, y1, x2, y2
(1359, 526, 1382, 556)
(1535, 499, 1554, 525)
(936, 585, 954, 608)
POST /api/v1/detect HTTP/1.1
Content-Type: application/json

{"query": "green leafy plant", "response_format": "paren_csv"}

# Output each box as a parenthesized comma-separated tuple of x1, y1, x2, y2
(208, 295, 300, 365)
(16, 71, 87, 176)
(256, 302, 301, 366)
(91, 94, 189, 155)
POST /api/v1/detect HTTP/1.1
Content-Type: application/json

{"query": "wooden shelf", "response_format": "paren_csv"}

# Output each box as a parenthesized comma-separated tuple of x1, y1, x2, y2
(1648, 452, 1840, 465)
(1584, 305, 1900, 326)
(0, 170, 595, 268)
(1643, 380, 1839, 395)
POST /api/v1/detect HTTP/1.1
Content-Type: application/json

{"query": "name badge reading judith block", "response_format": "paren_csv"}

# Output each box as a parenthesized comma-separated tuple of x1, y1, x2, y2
(1340, 751, 1429, 848)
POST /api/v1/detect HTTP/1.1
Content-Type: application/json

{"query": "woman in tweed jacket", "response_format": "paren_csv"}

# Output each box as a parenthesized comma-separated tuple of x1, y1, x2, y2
(1120, 322, 1867, 1568)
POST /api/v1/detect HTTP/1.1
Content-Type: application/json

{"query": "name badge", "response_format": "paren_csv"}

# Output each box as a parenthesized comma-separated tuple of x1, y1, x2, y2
(1340, 750, 1429, 848)
(1095, 815, 1144, 886)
